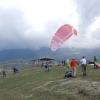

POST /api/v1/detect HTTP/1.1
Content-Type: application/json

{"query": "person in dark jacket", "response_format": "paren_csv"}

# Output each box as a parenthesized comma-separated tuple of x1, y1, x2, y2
(13, 67, 16, 74)
(64, 71, 72, 78)
(3, 70, 6, 77)
(13, 67, 19, 74)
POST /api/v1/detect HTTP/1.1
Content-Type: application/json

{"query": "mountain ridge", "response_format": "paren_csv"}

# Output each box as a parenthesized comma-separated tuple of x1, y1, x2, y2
(0, 47, 99, 62)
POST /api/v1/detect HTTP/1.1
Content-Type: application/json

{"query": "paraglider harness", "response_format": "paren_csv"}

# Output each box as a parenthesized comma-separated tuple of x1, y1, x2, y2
(45, 62, 49, 68)
(45, 65, 47, 68)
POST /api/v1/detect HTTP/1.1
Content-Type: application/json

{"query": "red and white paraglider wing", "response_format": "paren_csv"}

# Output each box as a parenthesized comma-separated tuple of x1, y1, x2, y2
(50, 24, 78, 51)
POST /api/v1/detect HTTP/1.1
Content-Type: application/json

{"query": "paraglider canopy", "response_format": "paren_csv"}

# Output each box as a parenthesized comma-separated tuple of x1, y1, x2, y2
(50, 24, 78, 51)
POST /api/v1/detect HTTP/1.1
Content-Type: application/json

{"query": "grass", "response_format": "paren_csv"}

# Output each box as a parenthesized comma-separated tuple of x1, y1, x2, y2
(0, 65, 100, 100)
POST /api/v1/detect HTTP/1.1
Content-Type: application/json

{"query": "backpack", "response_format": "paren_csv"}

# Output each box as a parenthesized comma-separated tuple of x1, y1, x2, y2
(45, 65, 47, 68)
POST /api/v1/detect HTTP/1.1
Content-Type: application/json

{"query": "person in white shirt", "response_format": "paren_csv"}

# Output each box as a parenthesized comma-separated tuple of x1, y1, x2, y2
(80, 56, 87, 76)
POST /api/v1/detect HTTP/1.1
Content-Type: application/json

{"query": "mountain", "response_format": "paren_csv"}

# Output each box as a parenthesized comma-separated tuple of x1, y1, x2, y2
(0, 47, 99, 62)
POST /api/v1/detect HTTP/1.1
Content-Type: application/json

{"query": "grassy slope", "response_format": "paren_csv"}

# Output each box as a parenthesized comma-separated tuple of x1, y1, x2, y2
(0, 65, 100, 100)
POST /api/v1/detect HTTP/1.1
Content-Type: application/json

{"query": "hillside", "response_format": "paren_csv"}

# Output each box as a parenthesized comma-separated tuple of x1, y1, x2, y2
(0, 65, 100, 100)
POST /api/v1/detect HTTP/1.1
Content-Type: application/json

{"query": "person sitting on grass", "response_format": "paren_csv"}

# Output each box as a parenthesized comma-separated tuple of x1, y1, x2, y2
(64, 71, 72, 78)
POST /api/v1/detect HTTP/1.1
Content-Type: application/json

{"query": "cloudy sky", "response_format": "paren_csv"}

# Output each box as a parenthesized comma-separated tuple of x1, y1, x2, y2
(0, 0, 100, 50)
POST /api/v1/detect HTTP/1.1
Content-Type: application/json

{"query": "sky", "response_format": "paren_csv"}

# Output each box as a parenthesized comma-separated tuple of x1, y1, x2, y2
(0, 0, 100, 50)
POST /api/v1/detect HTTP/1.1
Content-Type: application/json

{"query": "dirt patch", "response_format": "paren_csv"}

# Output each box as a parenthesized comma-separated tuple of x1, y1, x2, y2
(0, 80, 3, 82)
(24, 95, 33, 99)
(32, 81, 53, 91)
(32, 78, 100, 93)
(60, 80, 87, 86)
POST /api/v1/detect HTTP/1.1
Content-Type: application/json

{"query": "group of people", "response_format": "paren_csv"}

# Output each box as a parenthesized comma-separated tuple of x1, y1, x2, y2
(65, 56, 87, 78)
(44, 56, 87, 75)
(2, 56, 99, 78)
(2, 67, 19, 77)
(44, 56, 99, 77)
(65, 56, 99, 78)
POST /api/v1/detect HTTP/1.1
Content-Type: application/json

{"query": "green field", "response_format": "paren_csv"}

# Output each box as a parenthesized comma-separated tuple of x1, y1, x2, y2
(0, 65, 100, 100)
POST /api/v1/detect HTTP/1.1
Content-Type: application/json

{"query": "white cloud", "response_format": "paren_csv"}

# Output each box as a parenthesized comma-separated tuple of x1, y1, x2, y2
(0, 0, 100, 50)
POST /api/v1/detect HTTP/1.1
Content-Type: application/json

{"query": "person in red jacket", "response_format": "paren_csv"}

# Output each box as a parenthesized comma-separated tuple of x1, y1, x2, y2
(70, 57, 78, 78)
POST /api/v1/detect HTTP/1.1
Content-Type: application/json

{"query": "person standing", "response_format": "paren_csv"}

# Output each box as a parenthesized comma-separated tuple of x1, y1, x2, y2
(41, 62, 43, 68)
(62, 61, 64, 66)
(66, 59, 70, 72)
(3, 70, 6, 77)
(45, 62, 50, 72)
(80, 56, 87, 76)
(64, 60, 65, 66)
(94, 56, 98, 69)
(13, 67, 16, 74)
(70, 57, 78, 78)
